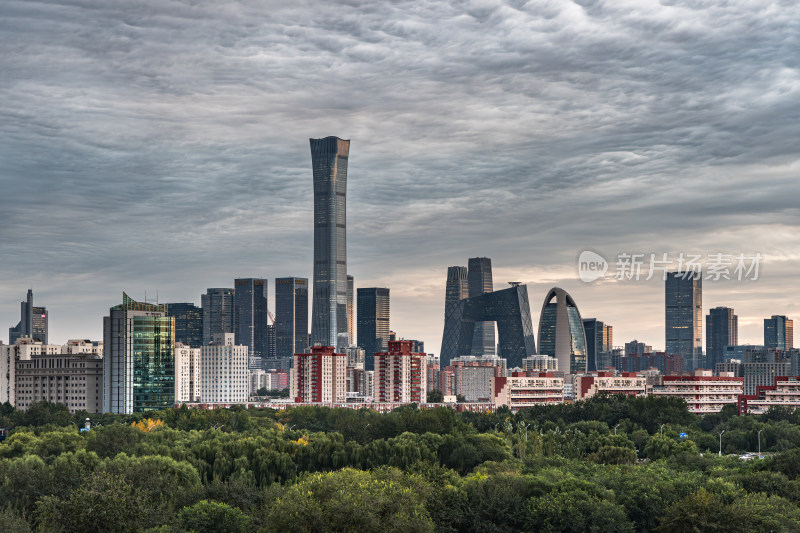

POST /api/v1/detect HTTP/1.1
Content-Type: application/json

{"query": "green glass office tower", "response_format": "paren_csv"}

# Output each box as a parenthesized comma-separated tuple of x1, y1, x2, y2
(538, 287, 588, 374)
(103, 293, 175, 414)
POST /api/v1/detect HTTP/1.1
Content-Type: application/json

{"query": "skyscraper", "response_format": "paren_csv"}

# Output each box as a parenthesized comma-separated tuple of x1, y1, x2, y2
(103, 293, 174, 414)
(707, 307, 738, 370)
(665, 271, 703, 370)
(538, 287, 588, 374)
(234, 278, 269, 369)
(347, 275, 355, 345)
(310, 136, 350, 352)
(582, 318, 604, 372)
(201, 288, 235, 345)
(468, 257, 495, 355)
(765, 315, 793, 350)
(8, 289, 47, 345)
(357, 287, 390, 370)
(166, 302, 203, 348)
(275, 277, 309, 359)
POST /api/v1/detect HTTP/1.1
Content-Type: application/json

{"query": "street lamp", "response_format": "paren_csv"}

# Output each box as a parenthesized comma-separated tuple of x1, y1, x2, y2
(718, 430, 725, 456)
(660, 424, 665, 438)
(757, 429, 764, 455)
(614, 423, 620, 436)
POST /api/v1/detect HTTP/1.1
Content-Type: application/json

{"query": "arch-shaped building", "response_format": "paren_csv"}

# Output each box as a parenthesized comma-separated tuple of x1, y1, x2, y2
(537, 287, 588, 374)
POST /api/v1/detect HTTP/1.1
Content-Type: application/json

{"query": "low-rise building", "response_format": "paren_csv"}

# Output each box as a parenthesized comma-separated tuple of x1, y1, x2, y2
(653, 370, 743, 414)
(738, 376, 800, 415)
(492, 372, 564, 411)
(15, 353, 103, 413)
(445, 355, 506, 402)
(574, 371, 648, 400)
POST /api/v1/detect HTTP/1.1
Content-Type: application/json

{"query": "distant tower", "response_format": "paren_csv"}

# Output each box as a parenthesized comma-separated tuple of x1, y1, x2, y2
(201, 288, 235, 345)
(347, 275, 355, 345)
(357, 287, 390, 370)
(665, 271, 703, 370)
(440, 266, 468, 363)
(275, 277, 309, 359)
(166, 302, 203, 348)
(765, 315, 793, 350)
(234, 278, 269, 370)
(538, 287, 588, 374)
(468, 257, 495, 356)
(582, 318, 605, 372)
(707, 307, 738, 369)
(8, 289, 47, 344)
(310, 136, 350, 351)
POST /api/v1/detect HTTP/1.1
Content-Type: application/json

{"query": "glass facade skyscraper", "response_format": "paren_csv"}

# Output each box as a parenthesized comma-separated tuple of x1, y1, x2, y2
(765, 315, 793, 350)
(707, 307, 738, 370)
(310, 136, 350, 351)
(166, 302, 203, 348)
(357, 287, 390, 371)
(8, 289, 47, 345)
(275, 277, 309, 359)
(538, 287, 588, 374)
(201, 288, 235, 346)
(665, 271, 703, 370)
(234, 278, 269, 369)
(468, 257, 495, 356)
(104, 293, 174, 414)
(582, 318, 608, 372)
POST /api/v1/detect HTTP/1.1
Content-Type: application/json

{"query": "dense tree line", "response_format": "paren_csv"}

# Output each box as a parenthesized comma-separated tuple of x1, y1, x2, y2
(4, 396, 800, 531)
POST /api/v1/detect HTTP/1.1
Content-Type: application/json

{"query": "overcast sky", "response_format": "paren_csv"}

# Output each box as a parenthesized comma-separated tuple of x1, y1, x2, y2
(2, 0, 799, 354)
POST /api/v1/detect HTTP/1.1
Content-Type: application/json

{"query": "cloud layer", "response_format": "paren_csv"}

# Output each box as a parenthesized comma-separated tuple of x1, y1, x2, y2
(2, 0, 799, 352)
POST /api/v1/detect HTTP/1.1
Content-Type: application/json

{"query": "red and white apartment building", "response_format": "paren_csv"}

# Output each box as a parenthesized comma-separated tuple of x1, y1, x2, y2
(492, 372, 564, 412)
(652, 370, 743, 414)
(291, 346, 347, 404)
(738, 376, 800, 415)
(374, 340, 427, 403)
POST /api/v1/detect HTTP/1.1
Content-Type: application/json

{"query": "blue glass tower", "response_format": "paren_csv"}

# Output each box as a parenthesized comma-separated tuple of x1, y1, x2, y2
(310, 136, 350, 351)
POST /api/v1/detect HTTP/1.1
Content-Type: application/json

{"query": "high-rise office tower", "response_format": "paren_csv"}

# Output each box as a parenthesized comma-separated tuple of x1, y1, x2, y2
(707, 307, 738, 370)
(103, 293, 174, 414)
(166, 302, 203, 348)
(538, 287, 588, 374)
(234, 278, 269, 370)
(765, 315, 793, 350)
(468, 257, 495, 356)
(582, 318, 604, 372)
(665, 271, 703, 370)
(8, 289, 48, 345)
(347, 275, 354, 345)
(310, 136, 350, 352)
(201, 288, 235, 346)
(440, 266, 469, 361)
(275, 277, 309, 359)
(357, 287, 390, 370)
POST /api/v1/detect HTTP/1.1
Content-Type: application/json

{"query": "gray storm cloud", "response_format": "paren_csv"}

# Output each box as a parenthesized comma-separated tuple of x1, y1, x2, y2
(1, 0, 799, 351)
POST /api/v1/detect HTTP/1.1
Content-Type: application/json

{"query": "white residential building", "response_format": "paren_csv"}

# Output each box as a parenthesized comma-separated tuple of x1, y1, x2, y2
(653, 370, 743, 414)
(175, 343, 201, 403)
(200, 333, 248, 404)
(492, 372, 564, 412)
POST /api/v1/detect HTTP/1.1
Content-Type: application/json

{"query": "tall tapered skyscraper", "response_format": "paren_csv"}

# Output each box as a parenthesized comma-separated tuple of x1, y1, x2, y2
(310, 136, 350, 351)
(8, 289, 47, 345)
(665, 271, 703, 370)
(468, 257, 495, 355)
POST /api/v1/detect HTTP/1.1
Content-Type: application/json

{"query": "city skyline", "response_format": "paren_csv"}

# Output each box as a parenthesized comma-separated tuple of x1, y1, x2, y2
(2, 1, 799, 354)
